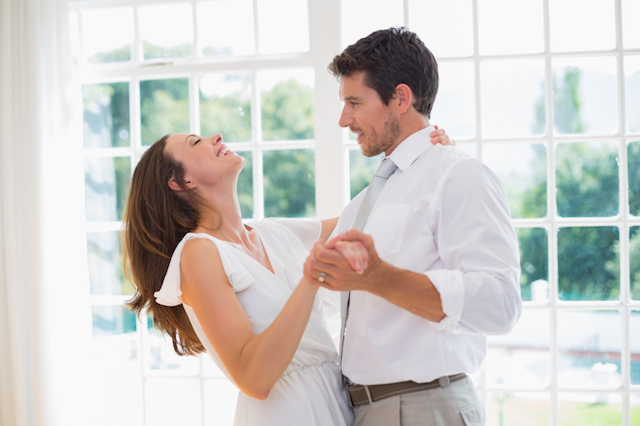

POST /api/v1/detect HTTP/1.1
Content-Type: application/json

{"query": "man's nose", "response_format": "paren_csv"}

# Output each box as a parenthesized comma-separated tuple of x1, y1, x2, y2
(338, 106, 352, 128)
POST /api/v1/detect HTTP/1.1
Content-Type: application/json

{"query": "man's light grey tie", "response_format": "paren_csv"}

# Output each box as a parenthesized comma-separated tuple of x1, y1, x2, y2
(339, 158, 398, 379)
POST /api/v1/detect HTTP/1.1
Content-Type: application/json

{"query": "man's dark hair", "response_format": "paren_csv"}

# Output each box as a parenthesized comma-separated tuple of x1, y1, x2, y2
(328, 27, 438, 118)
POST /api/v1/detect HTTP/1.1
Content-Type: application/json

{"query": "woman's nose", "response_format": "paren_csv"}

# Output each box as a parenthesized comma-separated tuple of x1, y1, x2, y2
(209, 134, 223, 145)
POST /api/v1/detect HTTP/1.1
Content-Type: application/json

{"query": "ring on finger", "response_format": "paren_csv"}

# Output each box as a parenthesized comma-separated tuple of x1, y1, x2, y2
(318, 272, 326, 283)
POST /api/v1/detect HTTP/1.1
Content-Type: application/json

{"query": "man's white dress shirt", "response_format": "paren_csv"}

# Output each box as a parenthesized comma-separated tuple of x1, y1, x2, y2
(336, 126, 522, 386)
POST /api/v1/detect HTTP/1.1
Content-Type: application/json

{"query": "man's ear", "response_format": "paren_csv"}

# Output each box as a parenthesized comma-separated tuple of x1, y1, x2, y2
(395, 84, 413, 114)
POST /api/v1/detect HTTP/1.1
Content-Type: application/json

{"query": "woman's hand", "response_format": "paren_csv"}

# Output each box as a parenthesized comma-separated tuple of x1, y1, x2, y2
(430, 125, 455, 146)
(325, 236, 368, 275)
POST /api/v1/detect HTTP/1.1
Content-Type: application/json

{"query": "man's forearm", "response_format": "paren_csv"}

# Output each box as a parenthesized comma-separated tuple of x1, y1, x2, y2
(368, 261, 446, 322)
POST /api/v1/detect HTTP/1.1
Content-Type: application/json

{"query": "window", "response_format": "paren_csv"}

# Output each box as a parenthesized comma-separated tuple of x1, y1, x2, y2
(70, 0, 639, 424)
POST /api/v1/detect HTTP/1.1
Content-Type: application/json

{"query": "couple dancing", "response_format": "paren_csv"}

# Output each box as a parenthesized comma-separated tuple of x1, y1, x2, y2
(123, 28, 521, 426)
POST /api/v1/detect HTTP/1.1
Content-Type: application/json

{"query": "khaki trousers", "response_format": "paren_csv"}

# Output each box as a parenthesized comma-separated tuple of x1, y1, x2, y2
(352, 376, 485, 426)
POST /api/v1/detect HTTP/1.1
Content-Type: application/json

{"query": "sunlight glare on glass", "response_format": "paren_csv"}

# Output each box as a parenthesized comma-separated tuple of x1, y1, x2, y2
(622, 0, 640, 49)
(258, 68, 314, 92)
(483, 143, 546, 218)
(257, 0, 309, 54)
(341, 0, 404, 48)
(430, 61, 476, 139)
(409, 0, 473, 58)
(481, 59, 546, 138)
(139, 3, 193, 59)
(198, 0, 255, 56)
(552, 57, 618, 135)
(624, 56, 640, 133)
(478, 0, 544, 55)
(549, 0, 615, 52)
(82, 7, 133, 62)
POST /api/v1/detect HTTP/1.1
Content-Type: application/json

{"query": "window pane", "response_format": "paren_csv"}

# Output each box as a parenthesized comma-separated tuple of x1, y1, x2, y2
(83, 82, 130, 148)
(556, 141, 619, 218)
(557, 226, 619, 301)
(487, 310, 550, 388)
(84, 156, 131, 221)
(516, 228, 548, 302)
(629, 143, 640, 217)
(200, 73, 251, 142)
(146, 322, 200, 375)
(145, 379, 201, 426)
(341, 0, 404, 48)
(139, 4, 193, 60)
(632, 394, 640, 425)
(558, 393, 621, 424)
(549, 0, 616, 52)
(631, 228, 640, 301)
(204, 379, 237, 426)
(198, 1, 254, 57)
(263, 149, 315, 217)
(481, 59, 546, 138)
(622, 0, 640, 49)
(552, 57, 618, 136)
(478, 0, 544, 55)
(87, 231, 132, 296)
(558, 310, 622, 388)
(632, 311, 640, 385)
(431, 62, 476, 140)
(140, 78, 189, 146)
(237, 151, 254, 219)
(82, 7, 133, 63)
(409, 0, 473, 58)
(260, 69, 314, 141)
(486, 392, 550, 426)
(483, 143, 547, 219)
(257, 0, 309, 54)
(625, 56, 640, 133)
(349, 151, 380, 199)
(92, 305, 136, 337)
(87, 317, 142, 426)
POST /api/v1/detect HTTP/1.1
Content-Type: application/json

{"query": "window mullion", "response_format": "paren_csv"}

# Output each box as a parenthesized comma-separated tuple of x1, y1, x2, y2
(308, 0, 344, 218)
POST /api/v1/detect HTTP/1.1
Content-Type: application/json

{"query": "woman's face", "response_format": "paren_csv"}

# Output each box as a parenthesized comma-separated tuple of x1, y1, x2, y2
(164, 133, 245, 190)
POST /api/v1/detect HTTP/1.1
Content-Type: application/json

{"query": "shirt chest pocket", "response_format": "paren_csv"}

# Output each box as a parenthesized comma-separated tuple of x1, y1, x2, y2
(364, 203, 411, 259)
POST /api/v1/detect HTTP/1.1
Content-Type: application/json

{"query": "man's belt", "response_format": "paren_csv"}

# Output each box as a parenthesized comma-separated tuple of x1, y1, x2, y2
(347, 373, 467, 407)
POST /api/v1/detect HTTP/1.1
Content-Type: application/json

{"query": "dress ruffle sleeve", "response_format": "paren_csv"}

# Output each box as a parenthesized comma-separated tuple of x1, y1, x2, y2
(154, 233, 255, 307)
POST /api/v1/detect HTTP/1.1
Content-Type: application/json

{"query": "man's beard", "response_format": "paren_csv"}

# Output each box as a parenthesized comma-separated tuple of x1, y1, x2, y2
(360, 112, 401, 157)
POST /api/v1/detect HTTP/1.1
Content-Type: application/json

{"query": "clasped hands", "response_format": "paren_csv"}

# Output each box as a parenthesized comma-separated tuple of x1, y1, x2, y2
(303, 229, 384, 292)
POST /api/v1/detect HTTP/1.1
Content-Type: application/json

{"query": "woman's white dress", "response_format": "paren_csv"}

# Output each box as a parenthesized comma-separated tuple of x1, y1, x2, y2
(154, 218, 353, 426)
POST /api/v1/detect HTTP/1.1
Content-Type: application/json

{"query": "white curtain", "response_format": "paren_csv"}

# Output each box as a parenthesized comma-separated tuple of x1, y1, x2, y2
(0, 0, 90, 425)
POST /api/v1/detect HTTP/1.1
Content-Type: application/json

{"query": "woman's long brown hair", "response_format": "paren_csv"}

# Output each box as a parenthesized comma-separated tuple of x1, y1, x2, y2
(122, 135, 214, 355)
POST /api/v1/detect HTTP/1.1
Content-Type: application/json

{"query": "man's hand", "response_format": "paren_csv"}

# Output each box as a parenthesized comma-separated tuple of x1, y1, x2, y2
(303, 229, 385, 292)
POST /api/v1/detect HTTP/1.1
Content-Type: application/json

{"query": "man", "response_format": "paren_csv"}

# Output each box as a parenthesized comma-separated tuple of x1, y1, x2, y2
(304, 27, 521, 426)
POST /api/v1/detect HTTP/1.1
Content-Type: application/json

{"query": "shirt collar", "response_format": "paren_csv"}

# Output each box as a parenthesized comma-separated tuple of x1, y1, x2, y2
(384, 126, 436, 173)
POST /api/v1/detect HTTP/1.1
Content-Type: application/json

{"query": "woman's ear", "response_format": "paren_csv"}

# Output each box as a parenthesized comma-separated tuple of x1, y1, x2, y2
(168, 177, 182, 192)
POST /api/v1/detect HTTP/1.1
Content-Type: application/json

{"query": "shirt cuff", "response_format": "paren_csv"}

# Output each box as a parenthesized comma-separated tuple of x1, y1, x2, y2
(425, 269, 464, 331)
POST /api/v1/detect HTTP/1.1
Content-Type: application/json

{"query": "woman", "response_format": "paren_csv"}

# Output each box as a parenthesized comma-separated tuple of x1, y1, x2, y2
(123, 128, 451, 425)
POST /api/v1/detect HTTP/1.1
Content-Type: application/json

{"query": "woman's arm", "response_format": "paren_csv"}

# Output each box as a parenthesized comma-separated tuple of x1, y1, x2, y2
(180, 238, 318, 400)
(319, 217, 339, 242)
